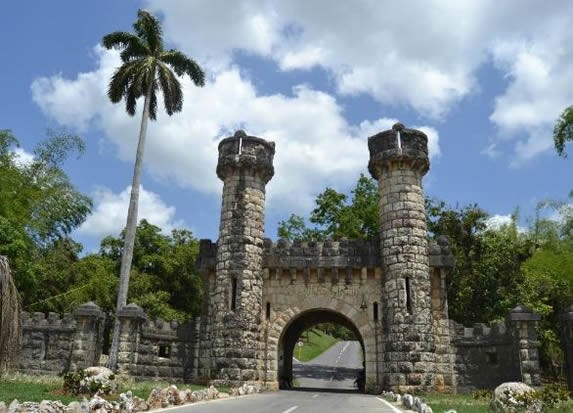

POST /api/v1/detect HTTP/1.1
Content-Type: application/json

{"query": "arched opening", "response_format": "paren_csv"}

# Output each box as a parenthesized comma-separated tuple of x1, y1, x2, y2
(277, 308, 365, 392)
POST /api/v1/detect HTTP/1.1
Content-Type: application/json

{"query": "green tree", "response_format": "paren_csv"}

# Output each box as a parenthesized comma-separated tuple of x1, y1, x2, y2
(554, 106, 573, 157)
(102, 9, 205, 369)
(278, 174, 379, 240)
(0, 130, 91, 306)
(101, 220, 202, 321)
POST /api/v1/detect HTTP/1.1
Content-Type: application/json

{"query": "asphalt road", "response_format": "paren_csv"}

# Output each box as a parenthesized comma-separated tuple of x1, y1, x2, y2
(158, 390, 402, 413)
(293, 340, 363, 390)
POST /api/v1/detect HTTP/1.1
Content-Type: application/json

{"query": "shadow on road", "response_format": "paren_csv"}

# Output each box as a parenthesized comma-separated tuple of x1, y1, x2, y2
(293, 363, 361, 382)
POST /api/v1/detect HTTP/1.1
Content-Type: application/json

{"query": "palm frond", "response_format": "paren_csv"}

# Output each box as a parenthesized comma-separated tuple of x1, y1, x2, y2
(161, 50, 205, 86)
(102, 31, 141, 51)
(149, 87, 158, 121)
(157, 62, 183, 116)
(134, 9, 163, 54)
(119, 37, 151, 63)
(107, 61, 141, 103)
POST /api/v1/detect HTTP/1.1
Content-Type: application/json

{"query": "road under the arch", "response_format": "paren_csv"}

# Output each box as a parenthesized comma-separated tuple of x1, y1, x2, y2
(293, 340, 363, 391)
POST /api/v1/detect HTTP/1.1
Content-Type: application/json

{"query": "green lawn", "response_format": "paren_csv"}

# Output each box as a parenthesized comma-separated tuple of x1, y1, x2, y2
(422, 392, 573, 413)
(0, 373, 209, 404)
(294, 329, 340, 362)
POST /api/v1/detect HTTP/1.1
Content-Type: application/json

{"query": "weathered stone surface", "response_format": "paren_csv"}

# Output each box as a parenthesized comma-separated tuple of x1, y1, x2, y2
(491, 382, 541, 413)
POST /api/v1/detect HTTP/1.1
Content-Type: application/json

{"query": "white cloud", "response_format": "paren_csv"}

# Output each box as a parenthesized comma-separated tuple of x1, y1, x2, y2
(13, 147, 34, 166)
(143, 0, 573, 161)
(31, 47, 440, 215)
(78, 185, 185, 238)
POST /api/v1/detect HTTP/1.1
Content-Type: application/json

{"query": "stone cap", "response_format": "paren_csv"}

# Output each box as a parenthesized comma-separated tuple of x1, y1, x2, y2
(216, 130, 275, 183)
(368, 122, 429, 179)
(117, 303, 147, 321)
(73, 302, 105, 319)
(508, 305, 541, 321)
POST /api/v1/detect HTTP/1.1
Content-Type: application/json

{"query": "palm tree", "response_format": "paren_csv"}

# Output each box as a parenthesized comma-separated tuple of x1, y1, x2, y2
(102, 9, 205, 369)
(554, 106, 573, 157)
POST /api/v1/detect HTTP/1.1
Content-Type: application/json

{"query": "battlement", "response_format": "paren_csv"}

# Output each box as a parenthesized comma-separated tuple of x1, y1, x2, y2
(22, 311, 76, 331)
(368, 122, 429, 178)
(216, 130, 275, 183)
(198, 237, 453, 272)
(450, 319, 509, 345)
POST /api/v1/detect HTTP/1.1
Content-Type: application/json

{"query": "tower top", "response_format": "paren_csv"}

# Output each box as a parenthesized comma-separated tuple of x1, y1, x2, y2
(216, 130, 275, 183)
(367, 122, 429, 179)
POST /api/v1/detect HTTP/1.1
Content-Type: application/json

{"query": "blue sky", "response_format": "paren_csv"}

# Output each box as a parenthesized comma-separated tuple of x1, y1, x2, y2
(3, 1, 573, 252)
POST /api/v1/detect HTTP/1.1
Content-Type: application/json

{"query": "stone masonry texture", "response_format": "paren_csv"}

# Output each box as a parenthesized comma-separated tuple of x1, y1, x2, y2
(368, 122, 436, 391)
(210, 130, 275, 384)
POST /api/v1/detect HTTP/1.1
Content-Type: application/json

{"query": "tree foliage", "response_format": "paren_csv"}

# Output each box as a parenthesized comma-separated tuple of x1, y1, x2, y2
(0, 130, 92, 307)
(554, 105, 573, 158)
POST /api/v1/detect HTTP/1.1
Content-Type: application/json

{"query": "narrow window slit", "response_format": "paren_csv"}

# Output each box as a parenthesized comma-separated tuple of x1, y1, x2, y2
(405, 277, 413, 314)
(231, 277, 237, 311)
(373, 302, 379, 322)
(266, 302, 271, 320)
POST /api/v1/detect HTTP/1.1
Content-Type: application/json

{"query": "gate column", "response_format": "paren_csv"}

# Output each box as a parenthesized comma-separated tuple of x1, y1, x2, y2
(210, 130, 275, 385)
(368, 123, 435, 391)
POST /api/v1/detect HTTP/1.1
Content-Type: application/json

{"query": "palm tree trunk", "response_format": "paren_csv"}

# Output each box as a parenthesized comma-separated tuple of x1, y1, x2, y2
(0, 256, 22, 375)
(107, 82, 153, 371)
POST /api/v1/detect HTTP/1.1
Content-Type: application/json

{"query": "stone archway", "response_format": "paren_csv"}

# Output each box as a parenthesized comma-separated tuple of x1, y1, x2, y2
(278, 308, 364, 390)
(262, 294, 383, 393)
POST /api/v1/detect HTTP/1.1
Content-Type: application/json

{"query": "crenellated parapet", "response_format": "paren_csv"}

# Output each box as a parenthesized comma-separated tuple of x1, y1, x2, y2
(449, 306, 541, 390)
(199, 237, 453, 272)
(368, 122, 429, 177)
(216, 130, 275, 183)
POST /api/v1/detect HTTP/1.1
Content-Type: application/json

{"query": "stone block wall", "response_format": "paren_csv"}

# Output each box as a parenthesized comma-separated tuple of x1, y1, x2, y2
(19, 302, 105, 375)
(20, 312, 76, 375)
(450, 306, 541, 391)
(17, 302, 199, 382)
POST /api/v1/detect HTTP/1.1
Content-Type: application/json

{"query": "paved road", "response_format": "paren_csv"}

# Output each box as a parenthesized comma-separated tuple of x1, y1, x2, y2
(160, 390, 401, 413)
(293, 340, 363, 390)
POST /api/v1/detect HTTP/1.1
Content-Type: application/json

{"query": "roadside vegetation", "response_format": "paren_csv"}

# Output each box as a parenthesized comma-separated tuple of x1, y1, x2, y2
(0, 373, 209, 404)
(295, 329, 340, 362)
(422, 389, 573, 413)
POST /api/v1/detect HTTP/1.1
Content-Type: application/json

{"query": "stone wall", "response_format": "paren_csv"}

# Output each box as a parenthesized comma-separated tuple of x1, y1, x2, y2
(18, 302, 199, 382)
(451, 306, 541, 391)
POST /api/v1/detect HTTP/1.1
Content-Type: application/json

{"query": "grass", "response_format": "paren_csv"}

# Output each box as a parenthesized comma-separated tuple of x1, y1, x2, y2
(421, 392, 573, 413)
(294, 329, 340, 362)
(0, 373, 215, 404)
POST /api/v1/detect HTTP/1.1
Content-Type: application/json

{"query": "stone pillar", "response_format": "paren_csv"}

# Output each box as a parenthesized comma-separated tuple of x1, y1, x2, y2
(71, 302, 105, 369)
(211, 130, 275, 384)
(116, 303, 147, 375)
(368, 122, 435, 391)
(508, 305, 541, 386)
(561, 305, 573, 391)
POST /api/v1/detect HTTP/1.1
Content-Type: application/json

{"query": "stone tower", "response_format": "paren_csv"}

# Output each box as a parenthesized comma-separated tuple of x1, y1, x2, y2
(211, 130, 275, 384)
(368, 123, 435, 391)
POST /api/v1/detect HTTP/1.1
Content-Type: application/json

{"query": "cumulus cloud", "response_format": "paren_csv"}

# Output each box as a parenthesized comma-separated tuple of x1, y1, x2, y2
(13, 147, 34, 166)
(145, 0, 573, 162)
(31, 47, 440, 215)
(78, 185, 185, 238)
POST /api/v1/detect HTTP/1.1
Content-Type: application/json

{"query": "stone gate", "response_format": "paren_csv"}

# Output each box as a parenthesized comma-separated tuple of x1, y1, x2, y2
(195, 124, 542, 392)
(15, 124, 543, 393)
